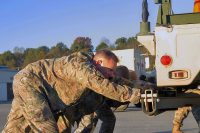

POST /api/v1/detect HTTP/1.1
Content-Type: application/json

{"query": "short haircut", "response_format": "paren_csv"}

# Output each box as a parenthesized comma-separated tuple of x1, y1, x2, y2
(94, 49, 119, 63)
(115, 65, 129, 79)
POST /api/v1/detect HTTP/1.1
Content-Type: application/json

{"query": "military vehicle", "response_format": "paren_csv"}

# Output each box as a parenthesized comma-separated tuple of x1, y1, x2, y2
(137, 0, 200, 116)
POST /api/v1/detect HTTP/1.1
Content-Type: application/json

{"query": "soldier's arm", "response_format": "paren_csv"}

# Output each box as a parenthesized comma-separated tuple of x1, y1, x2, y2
(58, 52, 140, 103)
(71, 59, 137, 102)
(112, 76, 153, 89)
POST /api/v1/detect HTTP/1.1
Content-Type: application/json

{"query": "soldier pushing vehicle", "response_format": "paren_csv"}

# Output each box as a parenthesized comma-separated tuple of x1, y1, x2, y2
(2, 50, 147, 133)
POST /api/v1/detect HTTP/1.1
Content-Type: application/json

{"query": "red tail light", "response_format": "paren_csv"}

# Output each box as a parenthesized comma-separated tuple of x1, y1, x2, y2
(160, 55, 172, 66)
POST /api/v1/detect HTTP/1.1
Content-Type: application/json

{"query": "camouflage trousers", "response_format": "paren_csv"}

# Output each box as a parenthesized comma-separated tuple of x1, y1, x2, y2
(73, 113, 97, 133)
(173, 106, 192, 126)
(2, 74, 60, 133)
(173, 89, 200, 131)
(74, 103, 116, 133)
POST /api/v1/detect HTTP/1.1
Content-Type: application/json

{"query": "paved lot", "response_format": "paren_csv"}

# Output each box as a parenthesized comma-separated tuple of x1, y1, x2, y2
(0, 103, 199, 133)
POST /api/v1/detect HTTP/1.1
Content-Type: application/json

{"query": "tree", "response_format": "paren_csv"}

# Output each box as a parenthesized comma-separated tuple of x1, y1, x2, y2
(108, 45, 116, 50)
(37, 46, 50, 59)
(13, 52, 24, 69)
(115, 37, 128, 50)
(95, 42, 109, 51)
(0, 51, 17, 69)
(127, 37, 139, 49)
(13, 47, 25, 69)
(38, 46, 49, 53)
(70, 37, 93, 53)
(13, 46, 25, 54)
(100, 37, 111, 45)
(46, 42, 70, 58)
(23, 48, 38, 67)
(23, 46, 50, 67)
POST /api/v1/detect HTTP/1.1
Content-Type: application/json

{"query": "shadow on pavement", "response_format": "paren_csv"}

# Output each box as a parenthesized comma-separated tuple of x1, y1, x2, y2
(125, 107, 141, 112)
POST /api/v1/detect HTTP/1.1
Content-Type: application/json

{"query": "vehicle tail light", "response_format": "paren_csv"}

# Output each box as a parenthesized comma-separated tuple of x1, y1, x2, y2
(160, 55, 172, 66)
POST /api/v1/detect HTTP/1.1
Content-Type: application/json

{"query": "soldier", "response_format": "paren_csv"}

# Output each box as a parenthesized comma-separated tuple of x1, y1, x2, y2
(74, 65, 134, 133)
(2, 50, 141, 133)
(172, 89, 200, 133)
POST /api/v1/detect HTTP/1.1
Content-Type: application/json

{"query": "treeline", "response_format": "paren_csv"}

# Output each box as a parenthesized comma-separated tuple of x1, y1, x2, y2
(0, 36, 139, 70)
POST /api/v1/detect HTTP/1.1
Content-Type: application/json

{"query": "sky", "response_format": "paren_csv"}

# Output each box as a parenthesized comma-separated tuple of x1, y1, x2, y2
(0, 0, 194, 53)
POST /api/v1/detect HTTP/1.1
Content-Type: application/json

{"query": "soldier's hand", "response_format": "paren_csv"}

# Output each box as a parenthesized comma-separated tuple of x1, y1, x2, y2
(129, 88, 141, 104)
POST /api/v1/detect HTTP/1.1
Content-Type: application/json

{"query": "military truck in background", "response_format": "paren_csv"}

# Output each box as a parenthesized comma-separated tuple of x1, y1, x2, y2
(137, 0, 200, 116)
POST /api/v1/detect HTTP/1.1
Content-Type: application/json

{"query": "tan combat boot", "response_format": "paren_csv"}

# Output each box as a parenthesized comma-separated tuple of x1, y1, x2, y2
(172, 124, 183, 133)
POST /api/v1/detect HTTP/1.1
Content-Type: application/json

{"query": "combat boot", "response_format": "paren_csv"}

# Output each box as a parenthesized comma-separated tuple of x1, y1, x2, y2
(172, 124, 183, 133)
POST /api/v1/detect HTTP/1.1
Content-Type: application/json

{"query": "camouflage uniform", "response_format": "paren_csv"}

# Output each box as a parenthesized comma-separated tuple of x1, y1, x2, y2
(74, 66, 133, 133)
(2, 52, 139, 133)
(173, 107, 192, 128)
(73, 113, 97, 133)
(172, 89, 200, 133)
(74, 100, 117, 133)
(72, 89, 104, 133)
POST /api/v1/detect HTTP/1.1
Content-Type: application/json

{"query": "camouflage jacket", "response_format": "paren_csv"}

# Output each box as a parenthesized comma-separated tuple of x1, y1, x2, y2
(20, 52, 133, 105)
(3, 52, 134, 133)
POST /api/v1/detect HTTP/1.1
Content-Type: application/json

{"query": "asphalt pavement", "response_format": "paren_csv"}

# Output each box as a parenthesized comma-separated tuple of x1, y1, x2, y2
(0, 103, 199, 133)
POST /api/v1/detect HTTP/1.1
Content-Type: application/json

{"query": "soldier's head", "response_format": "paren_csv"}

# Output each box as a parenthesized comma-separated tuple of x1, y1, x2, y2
(93, 49, 119, 78)
(115, 65, 129, 80)
(129, 70, 137, 80)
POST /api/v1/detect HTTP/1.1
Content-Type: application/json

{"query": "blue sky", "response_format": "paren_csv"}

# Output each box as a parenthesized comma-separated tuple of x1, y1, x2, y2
(0, 0, 193, 53)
